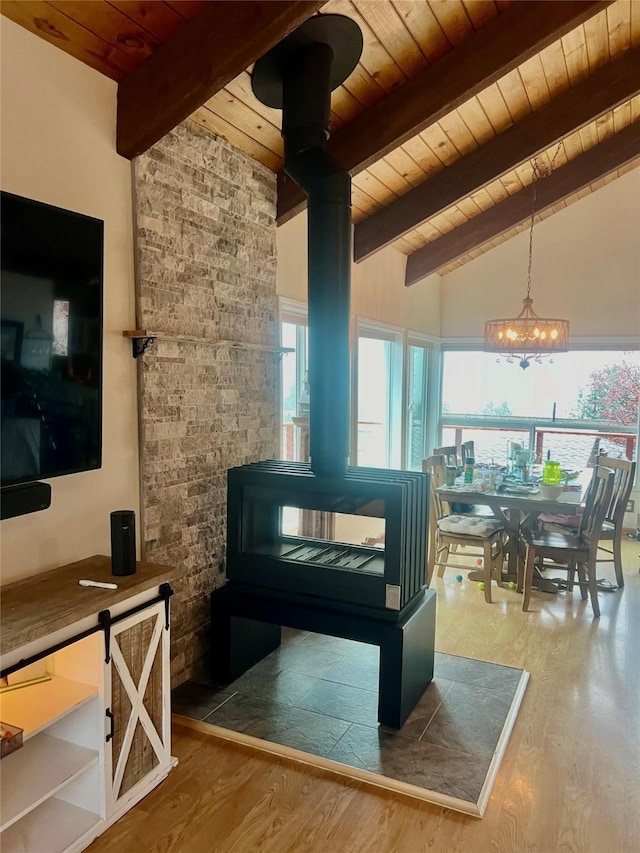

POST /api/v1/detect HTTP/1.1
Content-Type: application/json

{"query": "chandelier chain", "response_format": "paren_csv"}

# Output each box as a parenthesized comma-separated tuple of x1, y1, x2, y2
(483, 141, 569, 369)
(526, 143, 562, 299)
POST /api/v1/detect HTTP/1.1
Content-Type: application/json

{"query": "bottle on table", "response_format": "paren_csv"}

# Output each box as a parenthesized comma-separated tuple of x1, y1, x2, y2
(464, 456, 474, 484)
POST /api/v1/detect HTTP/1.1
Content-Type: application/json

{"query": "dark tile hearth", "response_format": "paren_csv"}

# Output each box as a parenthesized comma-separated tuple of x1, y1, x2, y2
(172, 631, 527, 815)
(327, 724, 491, 804)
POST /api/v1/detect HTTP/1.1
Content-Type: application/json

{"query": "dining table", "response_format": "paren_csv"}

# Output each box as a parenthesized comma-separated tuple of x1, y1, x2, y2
(436, 481, 583, 589)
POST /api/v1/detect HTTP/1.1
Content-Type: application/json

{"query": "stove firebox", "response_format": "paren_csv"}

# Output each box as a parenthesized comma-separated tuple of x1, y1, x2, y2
(227, 461, 428, 619)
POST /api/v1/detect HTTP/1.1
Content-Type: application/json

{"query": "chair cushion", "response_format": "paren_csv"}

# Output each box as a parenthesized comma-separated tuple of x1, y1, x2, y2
(438, 515, 503, 537)
(539, 512, 582, 529)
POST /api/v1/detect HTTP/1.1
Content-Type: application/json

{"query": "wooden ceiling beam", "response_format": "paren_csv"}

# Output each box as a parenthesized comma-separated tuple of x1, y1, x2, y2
(117, 0, 326, 159)
(404, 121, 640, 287)
(355, 48, 640, 262)
(277, 0, 613, 224)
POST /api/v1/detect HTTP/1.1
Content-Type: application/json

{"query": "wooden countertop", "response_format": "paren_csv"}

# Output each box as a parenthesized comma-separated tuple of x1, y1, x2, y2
(1, 555, 177, 657)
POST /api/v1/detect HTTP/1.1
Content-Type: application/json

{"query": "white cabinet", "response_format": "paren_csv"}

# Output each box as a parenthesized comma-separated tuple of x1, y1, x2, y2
(0, 561, 175, 853)
(0, 634, 104, 853)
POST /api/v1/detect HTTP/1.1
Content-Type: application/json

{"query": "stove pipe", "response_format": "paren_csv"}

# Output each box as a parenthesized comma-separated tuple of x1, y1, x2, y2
(252, 16, 363, 476)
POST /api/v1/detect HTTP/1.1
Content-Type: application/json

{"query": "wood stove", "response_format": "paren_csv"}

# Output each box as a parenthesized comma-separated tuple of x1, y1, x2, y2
(227, 461, 428, 618)
(211, 14, 436, 728)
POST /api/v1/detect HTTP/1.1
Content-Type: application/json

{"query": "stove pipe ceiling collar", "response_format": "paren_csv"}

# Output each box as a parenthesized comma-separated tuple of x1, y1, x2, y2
(252, 15, 363, 477)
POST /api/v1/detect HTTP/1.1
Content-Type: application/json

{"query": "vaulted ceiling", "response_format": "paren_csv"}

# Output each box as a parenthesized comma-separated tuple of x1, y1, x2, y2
(4, 0, 639, 283)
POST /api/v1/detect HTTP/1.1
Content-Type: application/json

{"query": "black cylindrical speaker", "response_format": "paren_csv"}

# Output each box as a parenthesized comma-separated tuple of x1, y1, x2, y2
(110, 510, 137, 576)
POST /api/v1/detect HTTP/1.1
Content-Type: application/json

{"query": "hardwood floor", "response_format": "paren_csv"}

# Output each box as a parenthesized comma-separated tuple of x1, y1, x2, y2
(89, 541, 640, 852)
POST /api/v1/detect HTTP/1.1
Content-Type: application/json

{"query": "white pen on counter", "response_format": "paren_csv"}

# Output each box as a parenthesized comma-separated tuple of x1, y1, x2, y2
(79, 579, 119, 590)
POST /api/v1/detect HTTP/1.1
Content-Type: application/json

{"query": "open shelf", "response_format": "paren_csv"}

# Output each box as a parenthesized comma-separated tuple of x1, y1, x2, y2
(123, 329, 293, 357)
(0, 676, 97, 739)
(0, 796, 100, 853)
(1, 733, 99, 831)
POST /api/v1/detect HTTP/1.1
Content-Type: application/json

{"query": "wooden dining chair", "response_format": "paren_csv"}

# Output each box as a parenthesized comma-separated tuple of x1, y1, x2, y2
(540, 457, 635, 588)
(461, 439, 475, 463)
(592, 457, 635, 588)
(423, 455, 505, 602)
(423, 454, 446, 586)
(518, 467, 614, 617)
(432, 442, 493, 519)
(433, 445, 458, 467)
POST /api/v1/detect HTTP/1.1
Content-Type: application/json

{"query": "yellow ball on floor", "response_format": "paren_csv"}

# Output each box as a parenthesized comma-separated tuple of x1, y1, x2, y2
(508, 581, 517, 590)
(477, 582, 485, 590)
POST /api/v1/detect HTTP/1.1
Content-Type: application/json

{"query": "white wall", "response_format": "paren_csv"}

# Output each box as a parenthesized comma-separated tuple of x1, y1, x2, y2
(276, 212, 441, 336)
(1, 19, 139, 583)
(440, 169, 640, 341)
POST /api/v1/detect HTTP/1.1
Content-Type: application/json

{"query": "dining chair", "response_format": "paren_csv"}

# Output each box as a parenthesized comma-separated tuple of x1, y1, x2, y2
(593, 457, 635, 588)
(540, 456, 635, 588)
(432, 442, 493, 519)
(517, 467, 614, 617)
(423, 455, 505, 602)
(424, 454, 446, 586)
(461, 439, 475, 463)
(433, 445, 458, 467)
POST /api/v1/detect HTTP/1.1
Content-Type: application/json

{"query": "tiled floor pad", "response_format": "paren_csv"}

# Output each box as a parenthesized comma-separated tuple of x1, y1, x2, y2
(172, 629, 528, 816)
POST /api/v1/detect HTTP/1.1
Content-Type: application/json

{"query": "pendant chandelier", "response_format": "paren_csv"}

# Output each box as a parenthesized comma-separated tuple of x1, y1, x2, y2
(484, 155, 570, 370)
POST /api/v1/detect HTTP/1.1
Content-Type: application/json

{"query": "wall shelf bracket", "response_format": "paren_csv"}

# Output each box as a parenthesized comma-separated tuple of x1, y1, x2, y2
(131, 336, 156, 358)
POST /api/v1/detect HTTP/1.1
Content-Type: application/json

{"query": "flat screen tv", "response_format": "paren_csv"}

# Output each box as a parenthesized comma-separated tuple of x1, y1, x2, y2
(1, 191, 104, 486)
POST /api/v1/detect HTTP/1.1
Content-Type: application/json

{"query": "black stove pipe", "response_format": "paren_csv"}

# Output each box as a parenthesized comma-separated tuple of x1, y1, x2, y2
(281, 42, 352, 477)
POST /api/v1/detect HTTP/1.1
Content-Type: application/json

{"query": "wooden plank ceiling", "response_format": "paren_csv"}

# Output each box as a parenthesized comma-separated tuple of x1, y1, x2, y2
(3, 0, 639, 283)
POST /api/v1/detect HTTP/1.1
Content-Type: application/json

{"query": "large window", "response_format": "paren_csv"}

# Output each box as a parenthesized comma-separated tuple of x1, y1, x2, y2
(280, 313, 308, 462)
(406, 342, 430, 471)
(280, 300, 435, 472)
(441, 350, 640, 466)
(355, 324, 403, 469)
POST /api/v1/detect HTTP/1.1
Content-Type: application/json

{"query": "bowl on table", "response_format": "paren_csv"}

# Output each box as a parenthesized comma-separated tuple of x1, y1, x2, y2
(539, 483, 564, 500)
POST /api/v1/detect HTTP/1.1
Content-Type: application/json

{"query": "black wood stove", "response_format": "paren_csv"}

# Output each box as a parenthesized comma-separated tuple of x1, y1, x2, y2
(226, 461, 428, 618)
(211, 14, 436, 728)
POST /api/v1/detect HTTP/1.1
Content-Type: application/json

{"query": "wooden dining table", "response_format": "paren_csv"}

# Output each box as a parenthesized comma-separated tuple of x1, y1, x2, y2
(436, 482, 583, 587)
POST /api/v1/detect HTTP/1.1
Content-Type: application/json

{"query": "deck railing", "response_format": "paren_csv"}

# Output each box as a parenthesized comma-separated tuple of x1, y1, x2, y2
(441, 416, 636, 468)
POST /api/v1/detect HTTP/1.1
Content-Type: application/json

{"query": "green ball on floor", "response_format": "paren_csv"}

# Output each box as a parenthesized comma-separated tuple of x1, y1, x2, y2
(508, 581, 517, 590)
(455, 574, 463, 583)
(477, 582, 485, 590)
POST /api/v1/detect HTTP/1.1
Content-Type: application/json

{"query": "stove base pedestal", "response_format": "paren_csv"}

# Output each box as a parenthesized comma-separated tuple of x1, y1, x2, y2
(210, 584, 436, 729)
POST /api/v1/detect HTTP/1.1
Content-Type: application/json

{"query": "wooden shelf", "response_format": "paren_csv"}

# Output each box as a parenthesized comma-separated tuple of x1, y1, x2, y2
(1, 734, 99, 831)
(0, 676, 97, 739)
(123, 329, 293, 357)
(0, 796, 99, 853)
(0, 554, 177, 658)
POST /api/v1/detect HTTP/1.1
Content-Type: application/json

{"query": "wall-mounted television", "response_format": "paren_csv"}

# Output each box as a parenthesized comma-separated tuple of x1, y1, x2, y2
(1, 191, 104, 487)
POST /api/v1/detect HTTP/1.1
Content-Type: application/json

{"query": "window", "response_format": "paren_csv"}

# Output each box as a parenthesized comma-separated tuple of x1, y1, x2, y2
(440, 349, 639, 466)
(280, 305, 308, 462)
(278, 300, 436, 474)
(406, 342, 429, 471)
(355, 323, 403, 469)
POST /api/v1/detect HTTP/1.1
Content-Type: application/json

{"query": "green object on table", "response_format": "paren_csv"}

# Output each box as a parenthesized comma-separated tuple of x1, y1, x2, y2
(464, 457, 474, 484)
(542, 460, 563, 485)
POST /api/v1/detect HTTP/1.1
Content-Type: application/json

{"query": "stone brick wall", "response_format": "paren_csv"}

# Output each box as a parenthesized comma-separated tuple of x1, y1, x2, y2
(133, 120, 279, 684)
